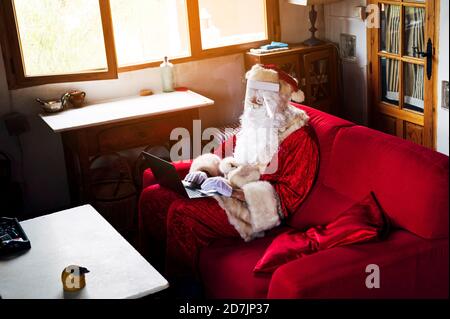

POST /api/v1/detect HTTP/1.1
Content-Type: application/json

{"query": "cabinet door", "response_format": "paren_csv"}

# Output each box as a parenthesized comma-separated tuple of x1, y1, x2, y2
(302, 49, 337, 114)
(261, 54, 300, 82)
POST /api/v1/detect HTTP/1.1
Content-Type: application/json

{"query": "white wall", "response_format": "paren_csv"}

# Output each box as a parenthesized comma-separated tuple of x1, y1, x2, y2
(0, 2, 314, 216)
(324, 0, 368, 125)
(280, 0, 325, 43)
(436, 0, 449, 155)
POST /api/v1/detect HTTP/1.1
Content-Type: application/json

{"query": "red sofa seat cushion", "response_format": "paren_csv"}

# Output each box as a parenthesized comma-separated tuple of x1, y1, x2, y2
(268, 230, 449, 299)
(198, 227, 288, 299)
(324, 126, 449, 239)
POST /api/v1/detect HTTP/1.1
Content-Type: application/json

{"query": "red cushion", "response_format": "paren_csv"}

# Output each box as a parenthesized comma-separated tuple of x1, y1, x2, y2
(288, 182, 354, 230)
(324, 126, 449, 239)
(198, 227, 288, 299)
(254, 193, 388, 274)
(142, 160, 192, 189)
(268, 230, 449, 299)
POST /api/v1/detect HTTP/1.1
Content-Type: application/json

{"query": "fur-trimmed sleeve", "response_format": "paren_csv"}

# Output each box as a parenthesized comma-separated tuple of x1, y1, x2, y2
(189, 153, 222, 177)
(261, 126, 319, 218)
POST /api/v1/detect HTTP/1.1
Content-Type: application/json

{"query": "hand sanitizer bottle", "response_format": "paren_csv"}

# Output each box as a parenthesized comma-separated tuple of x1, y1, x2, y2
(160, 56, 174, 93)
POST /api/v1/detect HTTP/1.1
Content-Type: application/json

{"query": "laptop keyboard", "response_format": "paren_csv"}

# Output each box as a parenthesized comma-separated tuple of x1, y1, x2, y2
(186, 187, 206, 199)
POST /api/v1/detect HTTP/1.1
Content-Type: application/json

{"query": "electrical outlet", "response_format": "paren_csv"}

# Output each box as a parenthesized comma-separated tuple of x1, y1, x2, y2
(340, 33, 357, 62)
(442, 81, 449, 110)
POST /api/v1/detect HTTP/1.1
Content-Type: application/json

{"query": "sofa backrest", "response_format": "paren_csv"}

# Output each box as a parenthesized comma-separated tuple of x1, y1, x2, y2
(323, 126, 449, 239)
(287, 105, 354, 229)
(293, 104, 353, 182)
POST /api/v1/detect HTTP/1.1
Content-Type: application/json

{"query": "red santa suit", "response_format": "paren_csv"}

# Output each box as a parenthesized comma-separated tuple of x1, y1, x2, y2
(138, 65, 319, 278)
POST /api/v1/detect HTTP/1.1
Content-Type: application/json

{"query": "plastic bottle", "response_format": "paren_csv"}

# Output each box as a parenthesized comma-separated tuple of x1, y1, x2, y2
(160, 56, 174, 93)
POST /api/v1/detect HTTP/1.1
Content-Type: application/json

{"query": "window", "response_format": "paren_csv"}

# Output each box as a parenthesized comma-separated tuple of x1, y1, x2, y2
(110, 0, 190, 68)
(0, 0, 279, 88)
(13, 0, 108, 76)
(199, 0, 267, 49)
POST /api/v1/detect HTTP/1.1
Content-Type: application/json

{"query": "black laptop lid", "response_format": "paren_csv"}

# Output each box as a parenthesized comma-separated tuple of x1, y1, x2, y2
(142, 152, 187, 197)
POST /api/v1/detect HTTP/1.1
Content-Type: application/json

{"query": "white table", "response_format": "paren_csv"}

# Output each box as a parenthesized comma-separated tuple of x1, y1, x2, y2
(0, 205, 169, 299)
(40, 90, 214, 133)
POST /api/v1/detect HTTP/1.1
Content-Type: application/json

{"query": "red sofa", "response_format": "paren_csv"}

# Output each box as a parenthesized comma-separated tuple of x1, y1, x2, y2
(140, 104, 449, 299)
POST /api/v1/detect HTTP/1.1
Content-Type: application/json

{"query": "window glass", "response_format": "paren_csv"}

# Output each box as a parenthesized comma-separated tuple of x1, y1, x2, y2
(199, 0, 267, 49)
(13, 0, 108, 77)
(110, 0, 190, 67)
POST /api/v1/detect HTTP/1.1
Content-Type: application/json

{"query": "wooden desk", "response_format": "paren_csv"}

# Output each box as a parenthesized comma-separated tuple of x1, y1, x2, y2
(40, 91, 214, 204)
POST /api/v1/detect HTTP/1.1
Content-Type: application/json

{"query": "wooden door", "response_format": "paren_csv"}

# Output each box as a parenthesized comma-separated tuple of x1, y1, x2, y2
(368, 0, 437, 148)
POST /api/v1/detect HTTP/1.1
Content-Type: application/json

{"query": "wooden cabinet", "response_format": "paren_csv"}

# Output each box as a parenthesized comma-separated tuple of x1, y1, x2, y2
(61, 109, 199, 204)
(245, 43, 340, 115)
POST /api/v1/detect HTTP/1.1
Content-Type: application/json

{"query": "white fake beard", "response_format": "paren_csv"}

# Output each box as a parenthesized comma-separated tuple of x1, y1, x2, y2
(234, 90, 285, 166)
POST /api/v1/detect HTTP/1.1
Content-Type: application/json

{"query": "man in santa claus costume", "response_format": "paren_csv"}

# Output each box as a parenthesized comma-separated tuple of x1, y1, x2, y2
(138, 64, 319, 288)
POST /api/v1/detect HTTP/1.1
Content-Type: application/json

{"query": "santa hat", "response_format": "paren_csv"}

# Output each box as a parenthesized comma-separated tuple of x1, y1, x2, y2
(245, 64, 305, 103)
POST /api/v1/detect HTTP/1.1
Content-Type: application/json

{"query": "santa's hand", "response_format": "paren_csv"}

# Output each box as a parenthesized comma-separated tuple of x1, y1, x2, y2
(201, 177, 233, 197)
(184, 171, 208, 186)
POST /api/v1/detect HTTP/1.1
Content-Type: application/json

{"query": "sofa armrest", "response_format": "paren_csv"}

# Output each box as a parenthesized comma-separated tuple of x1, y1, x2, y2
(142, 160, 192, 189)
(267, 231, 448, 299)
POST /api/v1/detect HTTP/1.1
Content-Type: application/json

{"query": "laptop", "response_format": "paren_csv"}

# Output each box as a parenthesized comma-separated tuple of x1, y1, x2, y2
(142, 151, 218, 199)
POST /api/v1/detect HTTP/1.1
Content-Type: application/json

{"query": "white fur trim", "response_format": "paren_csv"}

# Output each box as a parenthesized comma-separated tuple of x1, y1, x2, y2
(190, 153, 222, 177)
(227, 164, 261, 189)
(242, 181, 280, 233)
(291, 89, 305, 103)
(214, 196, 262, 242)
(279, 105, 310, 142)
(219, 157, 239, 176)
(246, 64, 279, 84)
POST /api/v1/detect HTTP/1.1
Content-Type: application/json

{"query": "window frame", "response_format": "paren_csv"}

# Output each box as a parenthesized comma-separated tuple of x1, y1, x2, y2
(119, 0, 281, 72)
(0, 0, 119, 89)
(0, 0, 280, 89)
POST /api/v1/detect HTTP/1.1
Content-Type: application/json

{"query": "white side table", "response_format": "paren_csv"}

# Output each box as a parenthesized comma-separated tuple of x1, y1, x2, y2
(0, 205, 169, 299)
